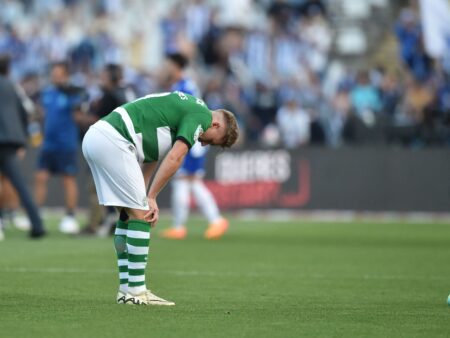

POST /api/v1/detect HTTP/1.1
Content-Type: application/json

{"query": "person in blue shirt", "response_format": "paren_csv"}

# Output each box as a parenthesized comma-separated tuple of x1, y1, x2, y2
(34, 62, 84, 234)
(160, 53, 228, 240)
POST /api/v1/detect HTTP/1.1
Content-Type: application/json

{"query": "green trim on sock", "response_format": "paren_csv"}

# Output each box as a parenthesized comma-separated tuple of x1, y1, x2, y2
(127, 237, 150, 247)
(128, 268, 146, 276)
(117, 252, 127, 260)
(116, 219, 128, 230)
(127, 219, 150, 232)
(126, 220, 150, 291)
(127, 253, 147, 263)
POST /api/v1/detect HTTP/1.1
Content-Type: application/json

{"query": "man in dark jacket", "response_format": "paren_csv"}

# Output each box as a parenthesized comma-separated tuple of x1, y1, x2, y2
(0, 54, 45, 239)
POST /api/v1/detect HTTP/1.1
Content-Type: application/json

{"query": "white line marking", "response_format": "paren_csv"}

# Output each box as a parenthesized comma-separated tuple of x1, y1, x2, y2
(0, 267, 447, 281)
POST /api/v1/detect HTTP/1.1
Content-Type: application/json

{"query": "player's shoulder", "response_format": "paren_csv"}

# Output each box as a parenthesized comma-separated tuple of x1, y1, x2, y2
(173, 91, 206, 107)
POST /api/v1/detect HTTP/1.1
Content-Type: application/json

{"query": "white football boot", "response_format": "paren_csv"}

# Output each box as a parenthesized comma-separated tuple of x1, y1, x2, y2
(124, 290, 175, 306)
(117, 291, 126, 304)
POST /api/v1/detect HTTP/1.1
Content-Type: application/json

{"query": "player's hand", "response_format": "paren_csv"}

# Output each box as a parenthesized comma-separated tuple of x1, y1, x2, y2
(144, 197, 159, 226)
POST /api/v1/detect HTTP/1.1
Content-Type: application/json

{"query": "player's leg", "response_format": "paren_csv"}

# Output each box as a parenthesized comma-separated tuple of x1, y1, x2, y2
(0, 175, 4, 240)
(191, 178, 228, 239)
(122, 208, 150, 295)
(124, 207, 174, 306)
(191, 178, 221, 223)
(58, 151, 79, 234)
(34, 169, 49, 206)
(1, 150, 45, 238)
(60, 174, 79, 234)
(34, 149, 52, 206)
(114, 208, 129, 303)
(172, 178, 191, 229)
(84, 142, 129, 302)
(161, 177, 189, 239)
(82, 123, 173, 305)
(1, 177, 30, 231)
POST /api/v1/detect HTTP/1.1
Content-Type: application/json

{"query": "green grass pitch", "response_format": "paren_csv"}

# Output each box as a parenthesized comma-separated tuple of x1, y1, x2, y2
(0, 215, 449, 338)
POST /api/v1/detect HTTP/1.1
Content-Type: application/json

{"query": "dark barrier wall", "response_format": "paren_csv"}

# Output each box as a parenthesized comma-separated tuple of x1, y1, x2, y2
(199, 147, 450, 212)
(20, 147, 450, 212)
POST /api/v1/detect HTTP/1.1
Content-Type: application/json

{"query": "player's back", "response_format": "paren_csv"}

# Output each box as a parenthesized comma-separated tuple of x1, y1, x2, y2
(102, 91, 212, 162)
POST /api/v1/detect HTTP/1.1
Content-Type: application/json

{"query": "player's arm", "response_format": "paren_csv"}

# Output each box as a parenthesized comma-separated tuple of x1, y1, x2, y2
(145, 140, 189, 224)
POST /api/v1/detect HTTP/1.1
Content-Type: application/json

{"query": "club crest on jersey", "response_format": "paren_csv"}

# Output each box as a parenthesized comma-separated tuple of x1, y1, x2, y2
(193, 125, 203, 142)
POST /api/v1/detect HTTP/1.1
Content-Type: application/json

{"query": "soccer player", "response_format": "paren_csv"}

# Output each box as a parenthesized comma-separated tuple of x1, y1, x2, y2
(34, 62, 85, 234)
(82, 91, 239, 305)
(160, 53, 228, 240)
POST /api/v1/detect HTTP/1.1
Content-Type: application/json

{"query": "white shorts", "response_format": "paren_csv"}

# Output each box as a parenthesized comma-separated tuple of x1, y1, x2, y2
(82, 120, 149, 210)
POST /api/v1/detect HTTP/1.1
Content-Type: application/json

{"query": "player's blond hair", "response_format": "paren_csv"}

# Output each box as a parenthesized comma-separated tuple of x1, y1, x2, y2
(216, 109, 239, 148)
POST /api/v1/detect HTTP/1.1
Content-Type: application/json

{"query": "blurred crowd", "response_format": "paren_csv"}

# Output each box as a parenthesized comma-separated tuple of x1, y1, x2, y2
(0, 0, 449, 148)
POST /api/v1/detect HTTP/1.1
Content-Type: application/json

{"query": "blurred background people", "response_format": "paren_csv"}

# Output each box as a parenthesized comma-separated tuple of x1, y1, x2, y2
(0, 0, 448, 150)
(0, 53, 45, 239)
(34, 62, 85, 234)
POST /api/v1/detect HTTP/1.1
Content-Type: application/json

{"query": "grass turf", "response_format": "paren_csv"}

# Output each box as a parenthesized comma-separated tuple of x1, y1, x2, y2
(0, 215, 449, 338)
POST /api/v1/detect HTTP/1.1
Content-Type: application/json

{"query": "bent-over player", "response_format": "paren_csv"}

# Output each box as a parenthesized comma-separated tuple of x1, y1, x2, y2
(82, 91, 238, 305)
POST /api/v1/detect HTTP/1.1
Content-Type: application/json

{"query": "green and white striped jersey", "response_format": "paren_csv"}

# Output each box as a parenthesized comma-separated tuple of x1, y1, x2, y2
(102, 91, 212, 163)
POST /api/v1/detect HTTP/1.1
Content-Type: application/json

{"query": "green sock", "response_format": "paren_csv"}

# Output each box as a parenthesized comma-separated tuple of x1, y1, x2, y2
(114, 220, 128, 293)
(126, 219, 150, 295)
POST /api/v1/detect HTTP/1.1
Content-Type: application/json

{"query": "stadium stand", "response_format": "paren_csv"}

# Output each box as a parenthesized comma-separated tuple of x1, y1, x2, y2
(0, 0, 449, 148)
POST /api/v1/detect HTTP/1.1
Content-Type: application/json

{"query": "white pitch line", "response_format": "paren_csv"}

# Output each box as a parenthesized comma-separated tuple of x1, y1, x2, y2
(0, 267, 447, 281)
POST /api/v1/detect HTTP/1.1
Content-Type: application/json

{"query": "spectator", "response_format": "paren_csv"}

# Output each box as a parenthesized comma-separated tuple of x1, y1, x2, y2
(397, 75, 434, 126)
(299, 11, 331, 77)
(395, 8, 433, 81)
(350, 70, 381, 117)
(379, 73, 402, 116)
(276, 94, 311, 148)
(326, 88, 352, 146)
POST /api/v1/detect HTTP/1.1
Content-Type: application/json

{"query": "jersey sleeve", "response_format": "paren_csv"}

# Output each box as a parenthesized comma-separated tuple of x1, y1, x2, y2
(176, 112, 211, 149)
